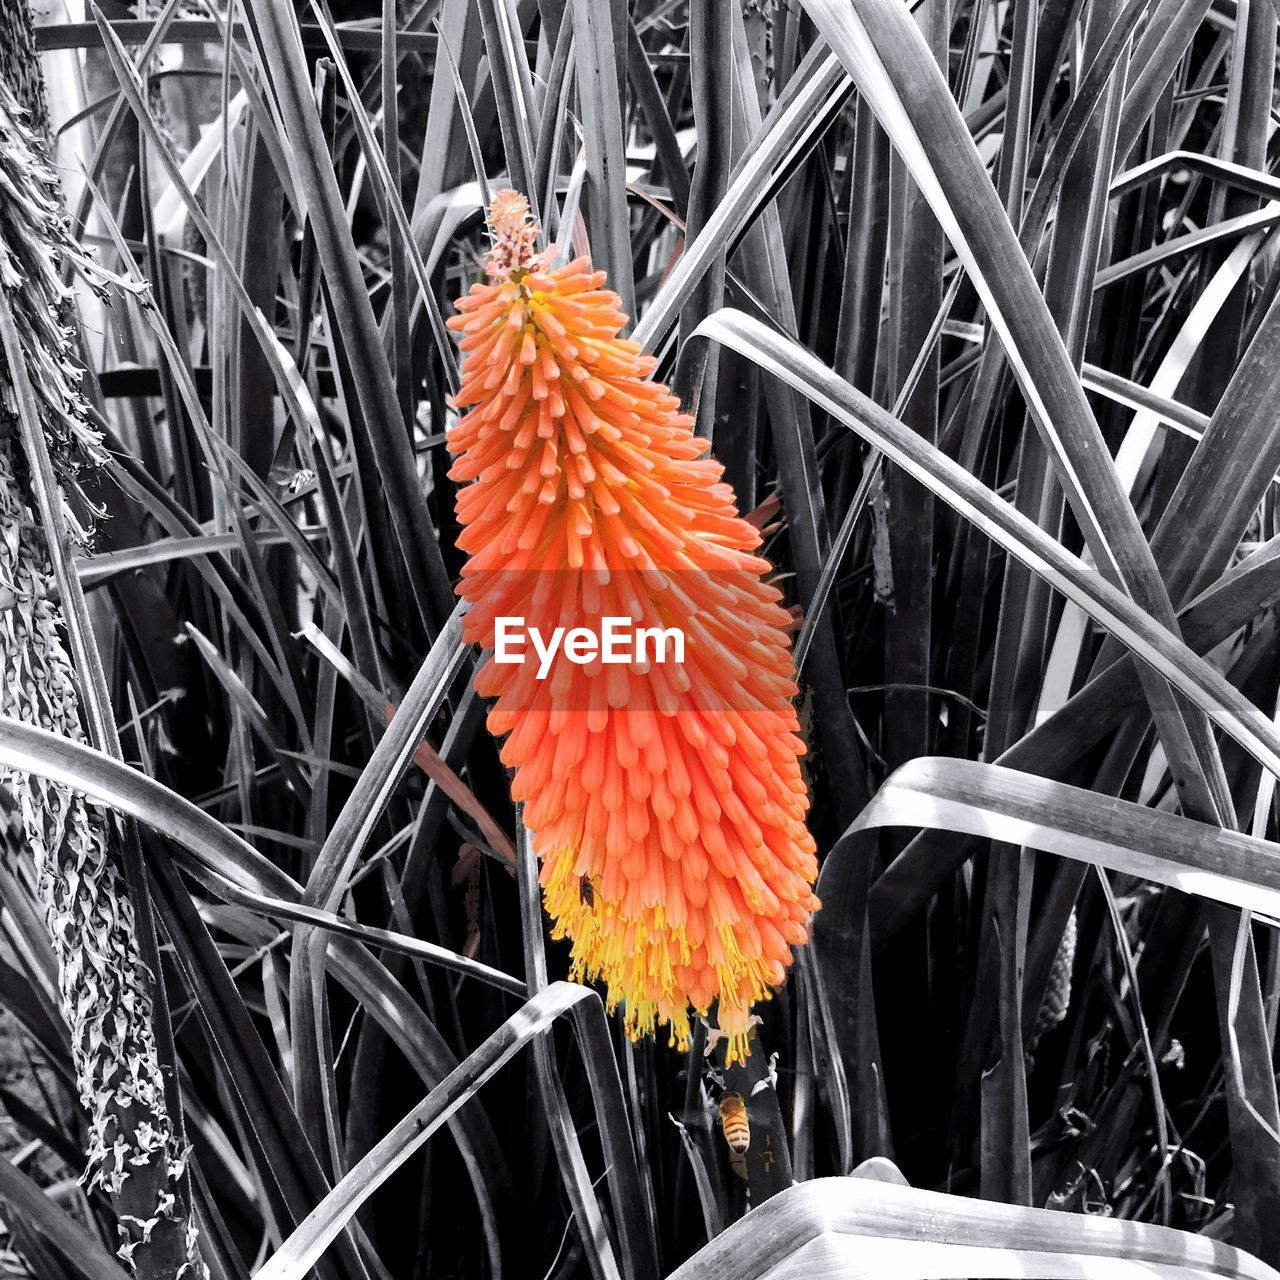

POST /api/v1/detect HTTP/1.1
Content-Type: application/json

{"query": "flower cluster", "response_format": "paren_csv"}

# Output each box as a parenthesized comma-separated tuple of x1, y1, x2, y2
(447, 191, 818, 1062)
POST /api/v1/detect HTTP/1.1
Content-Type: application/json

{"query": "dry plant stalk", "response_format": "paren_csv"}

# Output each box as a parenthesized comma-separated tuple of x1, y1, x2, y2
(0, 0, 47, 139)
(0, 70, 200, 1274)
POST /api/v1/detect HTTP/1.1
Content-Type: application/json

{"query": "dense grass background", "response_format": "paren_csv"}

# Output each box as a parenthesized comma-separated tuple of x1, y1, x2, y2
(4, 0, 1280, 1276)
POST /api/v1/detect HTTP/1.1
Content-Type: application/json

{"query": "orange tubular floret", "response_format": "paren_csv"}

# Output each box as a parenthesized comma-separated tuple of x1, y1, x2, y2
(446, 190, 819, 1064)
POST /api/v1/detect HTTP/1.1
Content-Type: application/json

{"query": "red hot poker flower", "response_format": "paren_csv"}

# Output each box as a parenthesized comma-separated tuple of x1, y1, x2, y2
(446, 190, 818, 1062)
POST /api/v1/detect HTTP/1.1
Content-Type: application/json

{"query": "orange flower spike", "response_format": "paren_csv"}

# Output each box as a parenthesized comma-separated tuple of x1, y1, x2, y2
(446, 190, 819, 1064)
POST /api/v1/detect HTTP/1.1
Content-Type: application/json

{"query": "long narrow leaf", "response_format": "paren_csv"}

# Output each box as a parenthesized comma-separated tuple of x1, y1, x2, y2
(696, 308, 1280, 784)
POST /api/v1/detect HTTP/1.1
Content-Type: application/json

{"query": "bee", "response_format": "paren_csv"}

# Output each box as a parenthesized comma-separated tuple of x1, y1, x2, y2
(578, 874, 595, 908)
(719, 1092, 750, 1155)
(271, 466, 317, 497)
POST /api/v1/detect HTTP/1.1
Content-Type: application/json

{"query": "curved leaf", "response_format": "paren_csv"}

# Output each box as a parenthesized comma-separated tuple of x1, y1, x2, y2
(695, 308, 1280, 784)
(852, 758, 1280, 920)
(666, 1177, 1280, 1280)
(251, 983, 612, 1280)
(0, 714, 522, 994)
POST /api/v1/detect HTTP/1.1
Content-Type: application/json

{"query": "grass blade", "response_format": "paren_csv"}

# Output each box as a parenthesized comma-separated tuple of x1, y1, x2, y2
(567, 0, 634, 317)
